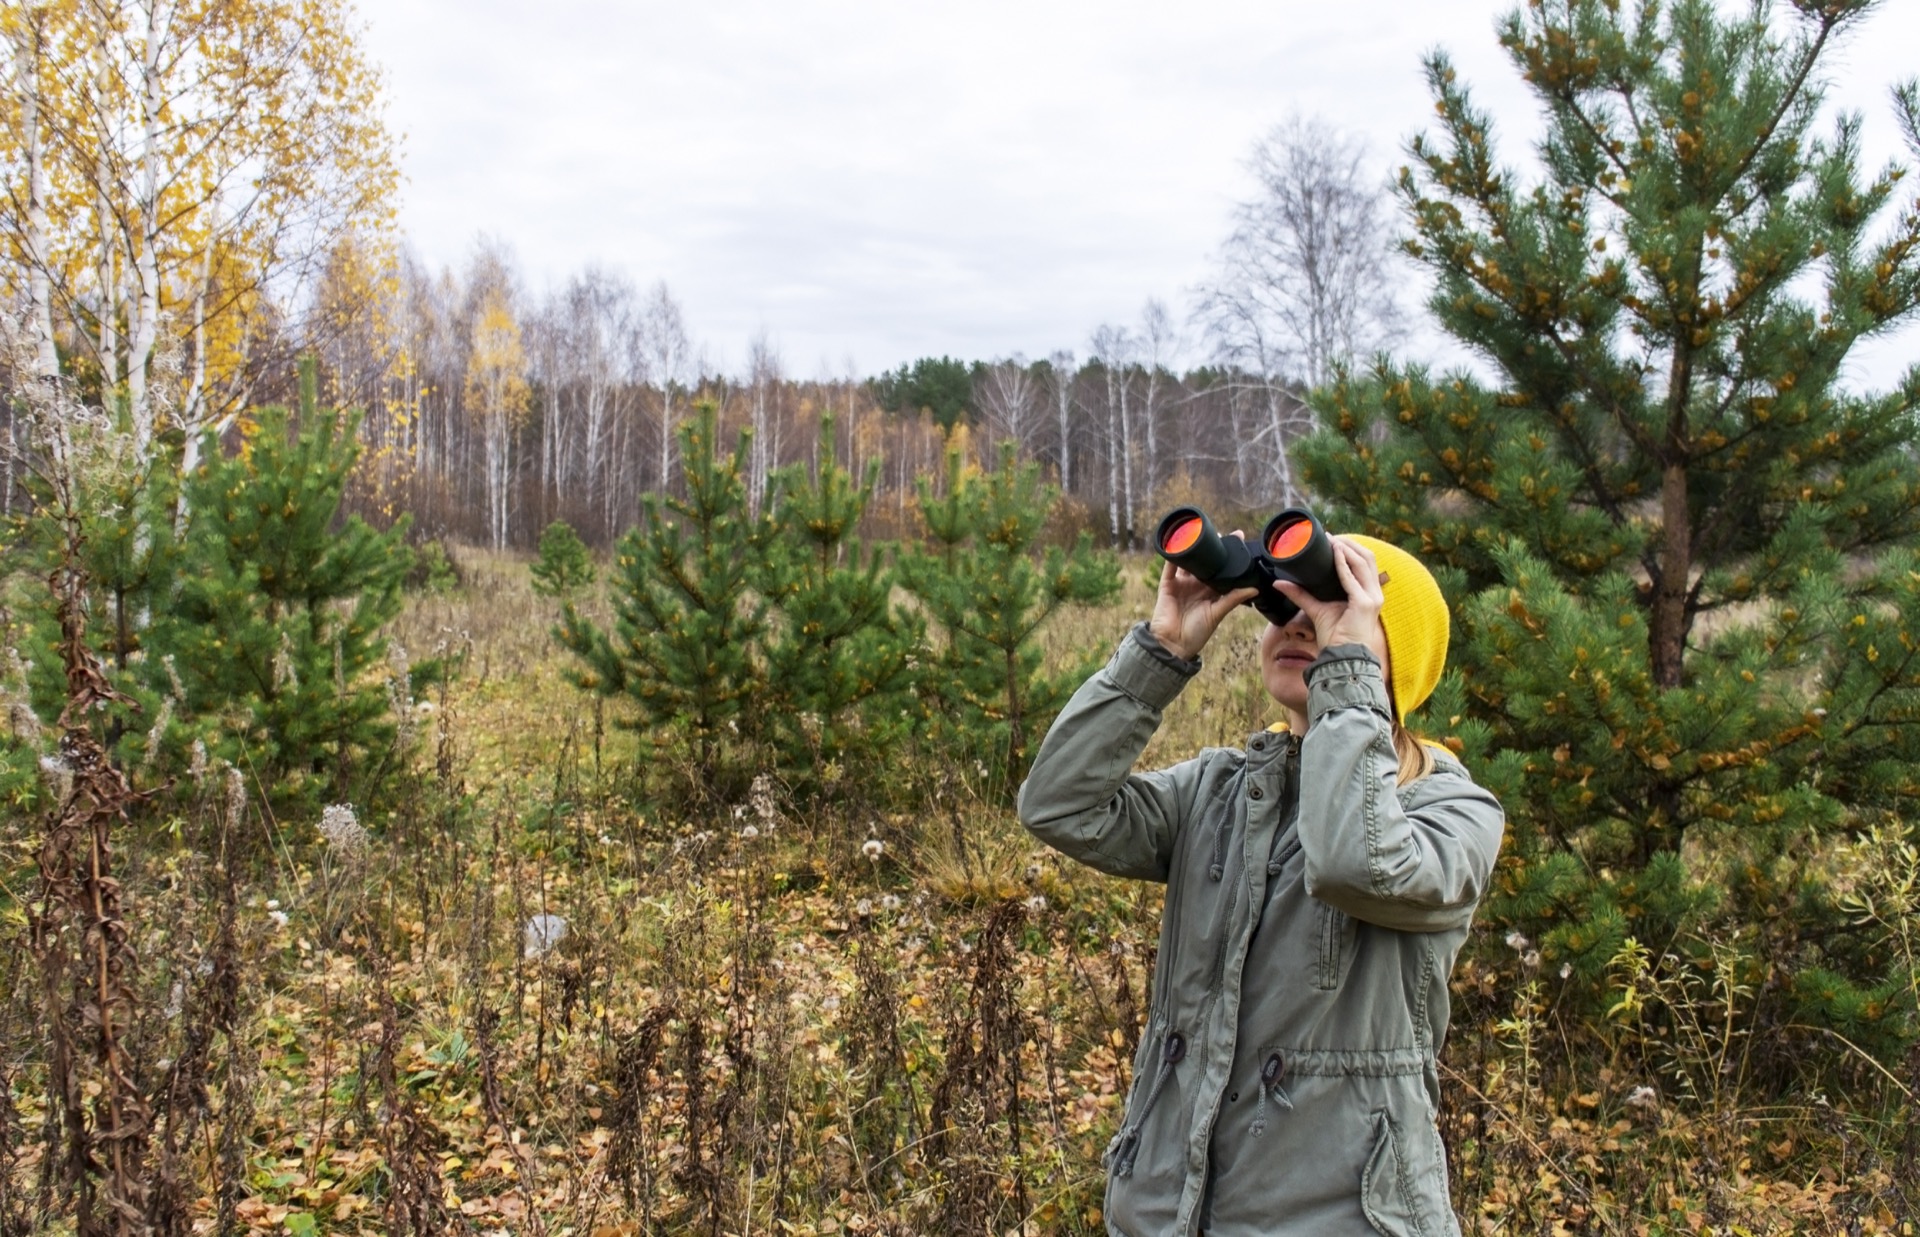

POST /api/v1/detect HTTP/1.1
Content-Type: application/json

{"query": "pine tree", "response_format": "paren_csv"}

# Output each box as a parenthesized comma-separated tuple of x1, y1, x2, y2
(557, 402, 772, 796)
(17, 426, 184, 772)
(758, 413, 921, 796)
(1296, 0, 1920, 1053)
(8, 358, 412, 809)
(900, 442, 1121, 800)
(3, 385, 183, 807)
(165, 358, 415, 799)
(530, 520, 596, 599)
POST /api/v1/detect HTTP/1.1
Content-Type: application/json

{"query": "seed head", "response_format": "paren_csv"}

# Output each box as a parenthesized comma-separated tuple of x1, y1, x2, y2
(225, 766, 247, 825)
(318, 803, 369, 855)
(750, 772, 779, 828)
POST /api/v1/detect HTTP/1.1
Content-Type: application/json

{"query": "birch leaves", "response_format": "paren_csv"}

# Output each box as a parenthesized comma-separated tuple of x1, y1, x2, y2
(0, 0, 398, 456)
(466, 276, 531, 553)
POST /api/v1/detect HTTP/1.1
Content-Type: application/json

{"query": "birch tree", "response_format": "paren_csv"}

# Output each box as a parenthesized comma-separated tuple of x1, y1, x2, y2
(1137, 298, 1179, 507)
(746, 331, 782, 515)
(464, 264, 528, 553)
(0, 0, 397, 457)
(1195, 113, 1400, 504)
(1090, 324, 1136, 548)
(2, 1, 62, 378)
(310, 231, 417, 519)
(641, 281, 691, 494)
(974, 355, 1044, 462)
(549, 267, 641, 538)
(1044, 349, 1076, 492)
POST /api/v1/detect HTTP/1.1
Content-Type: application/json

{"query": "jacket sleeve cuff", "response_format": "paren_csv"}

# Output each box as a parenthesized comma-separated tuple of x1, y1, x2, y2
(1304, 644, 1392, 724)
(1110, 622, 1200, 710)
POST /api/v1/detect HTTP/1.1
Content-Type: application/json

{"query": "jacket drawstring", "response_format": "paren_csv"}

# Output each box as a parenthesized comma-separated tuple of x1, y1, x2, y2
(1110, 1030, 1187, 1177)
(1248, 1051, 1292, 1138)
(1268, 836, 1300, 877)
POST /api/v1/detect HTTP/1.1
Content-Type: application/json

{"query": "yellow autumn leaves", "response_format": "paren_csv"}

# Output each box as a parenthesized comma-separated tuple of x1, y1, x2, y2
(1, 0, 398, 449)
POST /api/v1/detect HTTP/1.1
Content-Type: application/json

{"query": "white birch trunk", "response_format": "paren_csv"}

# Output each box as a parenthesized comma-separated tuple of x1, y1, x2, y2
(1118, 370, 1135, 550)
(583, 337, 611, 523)
(125, 0, 169, 452)
(1265, 383, 1298, 506)
(749, 380, 769, 515)
(486, 403, 509, 551)
(94, 45, 119, 393)
(539, 365, 557, 527)
(12, 23, 59, 378)
(1104, 366, 1120, 548)
(1141, 364, 1161, 509)
(1050, 352, 1074, 493)
(747, 334, 778, 516)
(183, 202, 217, 425)
(657, 382, 675, 495)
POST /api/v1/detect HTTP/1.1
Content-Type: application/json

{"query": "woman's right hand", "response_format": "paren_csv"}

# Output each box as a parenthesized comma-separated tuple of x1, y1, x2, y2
(1149, 543, 1259, 661)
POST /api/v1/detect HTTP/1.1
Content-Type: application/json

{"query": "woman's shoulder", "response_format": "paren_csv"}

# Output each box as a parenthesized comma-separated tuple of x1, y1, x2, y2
(1399, 743, 1501, 806)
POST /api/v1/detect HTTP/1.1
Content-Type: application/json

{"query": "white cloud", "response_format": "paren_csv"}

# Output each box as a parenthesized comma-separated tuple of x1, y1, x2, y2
(364, 0, 1920, 385)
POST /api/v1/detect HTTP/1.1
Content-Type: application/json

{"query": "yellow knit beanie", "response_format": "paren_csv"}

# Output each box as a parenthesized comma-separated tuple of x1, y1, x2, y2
(1345, 534, 1449, 724)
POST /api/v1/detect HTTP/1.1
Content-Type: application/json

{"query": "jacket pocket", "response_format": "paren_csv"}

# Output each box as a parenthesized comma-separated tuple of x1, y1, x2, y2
(1106, 1028, 1187, 1178)
(1315, 901, 1351, 990)
(1360, 1110, 1426, 1237)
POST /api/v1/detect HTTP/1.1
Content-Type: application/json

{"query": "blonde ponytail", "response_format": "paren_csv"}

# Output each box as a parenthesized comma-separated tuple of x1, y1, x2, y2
(1392, 723, 1436, 786)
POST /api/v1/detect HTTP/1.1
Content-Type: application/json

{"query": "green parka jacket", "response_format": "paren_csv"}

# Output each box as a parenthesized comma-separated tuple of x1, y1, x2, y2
(1017, 626, 1505, 1237)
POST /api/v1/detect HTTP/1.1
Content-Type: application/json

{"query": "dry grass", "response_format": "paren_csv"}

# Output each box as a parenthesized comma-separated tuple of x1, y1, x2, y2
(1, 544, 1912, 1235)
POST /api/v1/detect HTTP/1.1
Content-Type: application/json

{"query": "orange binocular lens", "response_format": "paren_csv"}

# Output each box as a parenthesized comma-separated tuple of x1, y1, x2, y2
(1162, 517, 1204, 555)
(1267, 518, 1313, 560)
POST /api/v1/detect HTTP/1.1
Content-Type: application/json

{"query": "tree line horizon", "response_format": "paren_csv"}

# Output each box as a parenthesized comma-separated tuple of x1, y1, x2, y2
(341, 284, 1341, 557)
(301, 111, 1403, 559)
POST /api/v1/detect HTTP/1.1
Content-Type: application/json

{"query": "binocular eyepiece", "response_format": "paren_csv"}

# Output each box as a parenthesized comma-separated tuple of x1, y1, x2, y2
(1155, 506, 1347, 626)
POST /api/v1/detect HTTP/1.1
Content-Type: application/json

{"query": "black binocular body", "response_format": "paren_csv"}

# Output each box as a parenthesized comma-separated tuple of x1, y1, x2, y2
(1154, 506, 1346, 627)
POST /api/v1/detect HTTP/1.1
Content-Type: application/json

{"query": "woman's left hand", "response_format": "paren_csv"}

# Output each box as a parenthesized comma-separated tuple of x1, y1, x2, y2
(1272, 537, 1391, 666)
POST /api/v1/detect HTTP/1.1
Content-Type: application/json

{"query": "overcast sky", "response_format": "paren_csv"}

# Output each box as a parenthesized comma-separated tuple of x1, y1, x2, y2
(361, 0, 1920, 385)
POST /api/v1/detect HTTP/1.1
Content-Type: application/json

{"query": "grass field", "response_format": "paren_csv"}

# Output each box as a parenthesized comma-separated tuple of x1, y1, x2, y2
(2, 545, 1913, 1236)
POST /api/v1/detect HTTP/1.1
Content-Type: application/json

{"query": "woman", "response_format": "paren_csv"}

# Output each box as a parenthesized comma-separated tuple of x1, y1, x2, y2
(1018, 532, 1504, 1237)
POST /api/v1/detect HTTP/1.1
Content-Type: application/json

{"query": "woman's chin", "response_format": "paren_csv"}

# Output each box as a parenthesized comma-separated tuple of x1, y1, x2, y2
(1264, 665, 1311, 712)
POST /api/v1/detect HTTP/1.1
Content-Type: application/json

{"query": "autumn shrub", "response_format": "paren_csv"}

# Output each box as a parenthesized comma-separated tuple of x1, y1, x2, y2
(404, 537, 462, 594)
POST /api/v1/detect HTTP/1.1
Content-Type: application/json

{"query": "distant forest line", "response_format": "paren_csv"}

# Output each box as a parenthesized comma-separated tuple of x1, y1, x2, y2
(313, 249, 1321, 553)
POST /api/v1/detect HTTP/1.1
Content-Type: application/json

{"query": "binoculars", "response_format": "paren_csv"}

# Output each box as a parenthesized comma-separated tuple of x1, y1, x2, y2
(1154, 506, 1347, 626)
